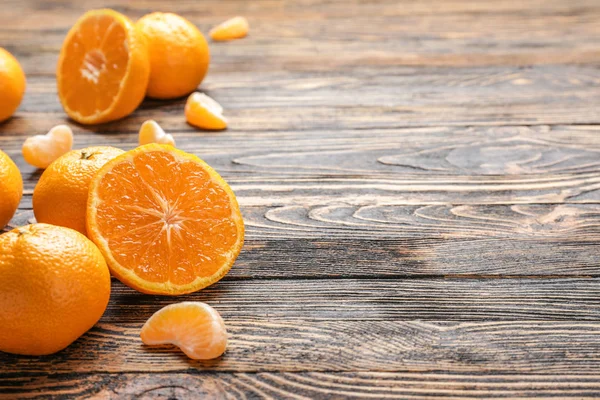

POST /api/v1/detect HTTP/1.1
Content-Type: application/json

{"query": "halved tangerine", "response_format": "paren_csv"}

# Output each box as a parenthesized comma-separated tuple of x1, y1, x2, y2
(57, 9, 150, 124)
(86, 144, 244, 295)
(141, 302, 228, 360)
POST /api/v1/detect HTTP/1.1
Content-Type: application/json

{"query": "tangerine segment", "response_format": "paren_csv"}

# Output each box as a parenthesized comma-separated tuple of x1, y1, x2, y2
(57, 9, 150, 125)
(139, 120, 176, 147)
(185, 92, 227, 131)
(209, 17, 249, 41)
(22, 125, 74, 169)
(87, 144, 244, 295)
(141, 302, 227, 360)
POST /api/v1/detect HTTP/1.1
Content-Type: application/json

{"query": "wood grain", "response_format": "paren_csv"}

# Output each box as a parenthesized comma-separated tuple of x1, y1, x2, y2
(3, 372, 600, 399)
(67, 279, 600, 323)
(3, 0, 600, 75)
(6, 207, 600, 277)
(2, 320, 600, 374)
(2, 0, 600, 398)
(6, 125, 600, 177)
(4, 64, 600, 130)
(7, 125, 600, 205)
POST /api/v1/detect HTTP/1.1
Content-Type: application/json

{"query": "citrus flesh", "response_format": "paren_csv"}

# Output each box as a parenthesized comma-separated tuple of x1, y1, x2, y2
(57, 9, 150, 124)
(87, 144, 244, 295)
(141, 302, 228, 360)
(0, 224, 111, 356)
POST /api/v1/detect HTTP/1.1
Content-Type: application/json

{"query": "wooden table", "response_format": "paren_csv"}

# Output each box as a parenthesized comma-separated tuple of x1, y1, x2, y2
(2, 0, 600, 398)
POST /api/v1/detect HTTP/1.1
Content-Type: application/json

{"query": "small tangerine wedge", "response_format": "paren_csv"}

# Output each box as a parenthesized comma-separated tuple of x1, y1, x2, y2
(185, 92, 227, 131)
(86, 144, 244, 295)
(33, 146, 125, 236)
(0, 48, 26, 123)
(139, 120, 176, 147)
(0, 150, 22, 229)
(209, 17, 249, 41)
(57, 9, 150, 124)
(22, 125, 74, 169)
(141, 302, 228, 360)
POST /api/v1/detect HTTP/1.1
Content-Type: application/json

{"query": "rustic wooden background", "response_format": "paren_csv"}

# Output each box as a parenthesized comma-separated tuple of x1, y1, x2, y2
(2, 0, 600, 398)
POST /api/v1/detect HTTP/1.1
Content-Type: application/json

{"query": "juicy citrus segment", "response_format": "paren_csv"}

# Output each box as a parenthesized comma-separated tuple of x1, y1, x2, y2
(139, 120, 176, 147)
(141, 302, 227, 360)
(0, 48, 26, 122)
(57, 9, 150, 124)
(22, 125, 74, 169)
(87, 144, 244, 295)
(185, 92, 227, 131)
(209, 17, 249, 41)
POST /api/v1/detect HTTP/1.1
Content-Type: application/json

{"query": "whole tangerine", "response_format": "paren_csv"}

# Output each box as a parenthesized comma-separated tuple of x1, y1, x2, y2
(136, 12, 210, 99)
(33, 146, 124, 236)
(0, 149, 23, 229)
(0, 48, 26, 123)
(0, 223, 111, 356)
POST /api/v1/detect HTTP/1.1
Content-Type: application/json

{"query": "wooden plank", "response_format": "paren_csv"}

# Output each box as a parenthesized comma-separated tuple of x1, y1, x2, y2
(2, 320, 600, 373)
(3, 372, 600, 399)
(14, 66, 600, 113)
(48, 278, 600, 323)
(12, 173, 600, 207)
(3, 64, 600, 128)
(3, 0, 600, 73)
(6, 123, 600, 175)
(6, 125, 600, 204)
(6, 206, 600, 277)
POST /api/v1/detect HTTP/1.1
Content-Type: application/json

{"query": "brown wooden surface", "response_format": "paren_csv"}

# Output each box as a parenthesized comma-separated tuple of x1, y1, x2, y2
(2, 0, 600, 398)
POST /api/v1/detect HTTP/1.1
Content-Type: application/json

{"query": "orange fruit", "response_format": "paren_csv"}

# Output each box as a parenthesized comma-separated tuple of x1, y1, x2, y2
(0, 150, 23, 229)
(141, 302, 227, 360)
(87, 144, 244, 295)
(22, 124, 74, 169)
(185, 92, 227, 130)
(0, 48, 26, 123)
(139, 120, 176, 147)
(0, 223, 111, 356)
(209, 17, 249, 41)
(136, 12, 210, 99)
(33, 146, 125, 236)
(57, 9, 150, 124)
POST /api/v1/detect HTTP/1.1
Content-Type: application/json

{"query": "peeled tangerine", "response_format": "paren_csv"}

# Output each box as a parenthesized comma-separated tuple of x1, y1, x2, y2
(185, 92, 227, 131)
(22, 125, 74, 169)
(141, 302, 228, 360)
(139, 120, 175, 147)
